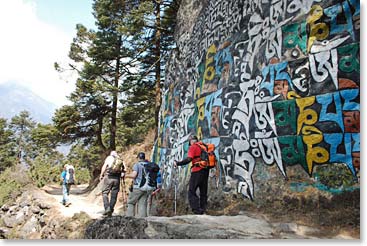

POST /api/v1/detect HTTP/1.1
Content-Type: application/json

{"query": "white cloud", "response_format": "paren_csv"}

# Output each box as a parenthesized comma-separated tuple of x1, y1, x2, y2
(0, 0, 76, 106)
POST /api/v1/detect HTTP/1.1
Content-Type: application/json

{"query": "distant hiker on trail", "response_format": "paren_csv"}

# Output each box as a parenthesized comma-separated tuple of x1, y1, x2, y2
(60, 164, 75, 207)
(99, 151, 125, 216)
(125, 152, 160, 218)
(174, 135, 214, 215)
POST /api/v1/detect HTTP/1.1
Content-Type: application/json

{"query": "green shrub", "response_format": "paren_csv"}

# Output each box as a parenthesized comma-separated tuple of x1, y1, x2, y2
(0, 165, 31, 206)
(29, 153, 63, 187)
(66, 144, 102, 183)
(314, 163, 357, 189)
(29, 154, 91, 186)
(74, 167, 90, 184)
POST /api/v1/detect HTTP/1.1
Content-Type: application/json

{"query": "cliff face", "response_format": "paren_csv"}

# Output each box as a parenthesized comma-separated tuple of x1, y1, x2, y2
(153, 0, 360, 206)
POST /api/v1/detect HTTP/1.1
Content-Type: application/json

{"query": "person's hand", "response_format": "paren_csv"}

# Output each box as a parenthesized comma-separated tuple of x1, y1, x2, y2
(120, 195, 127, 203)
(173, 160, 177, 168)
(121, 172, 125, 179)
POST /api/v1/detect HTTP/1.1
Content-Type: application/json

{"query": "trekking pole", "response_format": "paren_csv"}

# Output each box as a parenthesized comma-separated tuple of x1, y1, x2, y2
(120, 177, 127, 211)
(174, 179, 177, 216)
(174, 166, 178, 216)
(148, 187, 161, 216)
(215, 165, 220, 189)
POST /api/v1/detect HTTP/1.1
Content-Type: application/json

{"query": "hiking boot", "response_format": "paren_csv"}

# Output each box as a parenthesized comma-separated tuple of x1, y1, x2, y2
(103, 208, 113, 216)
(102, 210, 110, 216)
(192, 209, 204, 215)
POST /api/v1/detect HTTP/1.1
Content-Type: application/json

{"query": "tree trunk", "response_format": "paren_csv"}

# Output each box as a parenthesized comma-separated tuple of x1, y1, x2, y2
(97, 115, 107, 151)
(110, 77, 118, 151)
(110, 36, 122, 150)
(16, 124, 25, 165)
(154, 0, 162, 140)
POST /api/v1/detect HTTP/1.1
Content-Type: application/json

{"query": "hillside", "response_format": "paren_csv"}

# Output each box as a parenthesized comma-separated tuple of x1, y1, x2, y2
(0, 82, 57, 124)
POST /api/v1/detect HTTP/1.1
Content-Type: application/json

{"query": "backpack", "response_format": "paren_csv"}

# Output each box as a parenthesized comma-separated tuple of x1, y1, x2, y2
(194, 142, 217, 169)
(109, 156, 124, 174)
(139, 161, 160, 191)
(65, 165, 75, 185)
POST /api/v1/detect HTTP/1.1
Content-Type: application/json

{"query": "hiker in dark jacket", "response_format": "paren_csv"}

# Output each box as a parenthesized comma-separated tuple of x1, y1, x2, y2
(174, 135, 209, 215)
(125, 152, 150, 217)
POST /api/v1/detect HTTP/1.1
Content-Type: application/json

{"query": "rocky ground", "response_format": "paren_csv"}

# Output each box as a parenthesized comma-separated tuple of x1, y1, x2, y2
(85, 213, 337, 239)
(0, 182, 359, 239)
(0, 182, 119, 239)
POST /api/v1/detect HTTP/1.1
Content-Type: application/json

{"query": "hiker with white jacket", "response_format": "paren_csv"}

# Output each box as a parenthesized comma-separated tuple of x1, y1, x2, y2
(99, 151, 125, 216)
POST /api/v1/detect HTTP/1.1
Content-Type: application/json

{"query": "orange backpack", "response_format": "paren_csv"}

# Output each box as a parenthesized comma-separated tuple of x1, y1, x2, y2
(194, 142, 217, 169)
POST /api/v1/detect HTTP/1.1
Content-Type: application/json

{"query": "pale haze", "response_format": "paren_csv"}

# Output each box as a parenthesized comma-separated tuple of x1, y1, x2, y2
(0, 0, 94, 107)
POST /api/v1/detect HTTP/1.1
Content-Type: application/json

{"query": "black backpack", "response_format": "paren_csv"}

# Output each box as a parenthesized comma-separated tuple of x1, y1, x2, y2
(139, 162, 160, 191)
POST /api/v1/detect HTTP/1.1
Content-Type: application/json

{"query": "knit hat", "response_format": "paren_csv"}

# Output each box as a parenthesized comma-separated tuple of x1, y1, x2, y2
(190, 135, 198, 141)
(137, 152, 145, 160)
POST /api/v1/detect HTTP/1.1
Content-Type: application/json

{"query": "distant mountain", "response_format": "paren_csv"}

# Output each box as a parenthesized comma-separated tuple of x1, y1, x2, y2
(0, 82, 58, 124)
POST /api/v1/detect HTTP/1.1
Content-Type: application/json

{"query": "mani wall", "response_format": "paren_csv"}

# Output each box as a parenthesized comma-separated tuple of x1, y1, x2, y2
(152, 0, 360, 200)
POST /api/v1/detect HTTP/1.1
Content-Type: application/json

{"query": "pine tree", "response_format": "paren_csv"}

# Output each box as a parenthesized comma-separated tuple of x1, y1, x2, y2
(56, 0, 145, 152)
(9, 111, 36, 165)
(0, 118, 16, 172)
(28, 123, 62, 159)
(121, 0, 181, 140)
(54, 0, 180, 153)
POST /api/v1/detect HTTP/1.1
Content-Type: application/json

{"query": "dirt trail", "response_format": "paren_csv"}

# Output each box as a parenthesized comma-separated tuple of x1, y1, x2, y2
(40, 183, 126, 219)
(26, 184, 358, 239)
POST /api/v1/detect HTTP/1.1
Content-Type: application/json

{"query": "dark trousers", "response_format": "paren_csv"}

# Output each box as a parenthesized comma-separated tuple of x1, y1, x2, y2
(102, 176, 120, 212)
(188, 168, 209, 213)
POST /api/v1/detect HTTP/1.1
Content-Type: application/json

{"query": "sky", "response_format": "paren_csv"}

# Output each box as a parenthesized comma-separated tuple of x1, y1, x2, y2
(0, 0, 95, 107)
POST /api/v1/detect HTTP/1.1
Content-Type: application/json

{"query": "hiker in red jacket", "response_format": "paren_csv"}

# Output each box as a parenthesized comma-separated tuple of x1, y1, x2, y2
(174, 135, 209, 215)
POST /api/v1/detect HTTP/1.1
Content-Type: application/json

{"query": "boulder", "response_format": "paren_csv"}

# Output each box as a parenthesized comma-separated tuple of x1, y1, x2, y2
(40, 218, 59, 239)
(85, 216, 149, 239)
(8, 205, 18, 214)
(14, 212, 26, 225)
(19, 215, 39, 236)
(0, 227, 8, 239)
(2, 215, 17, 228)
(1, 204, 9, 212)
(31, 206, 41, 214)
(85, 214, 276, 239)
(38, 203, 51, 209)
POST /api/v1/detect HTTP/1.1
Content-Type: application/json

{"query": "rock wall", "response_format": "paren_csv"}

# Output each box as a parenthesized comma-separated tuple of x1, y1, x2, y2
(0, 191, 51, 239)
(0, 188, 92, 239)
(153, 0, 360, 202)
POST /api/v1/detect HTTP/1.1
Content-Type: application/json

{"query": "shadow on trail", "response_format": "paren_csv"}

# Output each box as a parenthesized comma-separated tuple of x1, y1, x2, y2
(42, 184, 90, 196)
